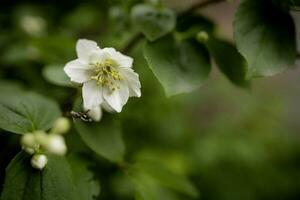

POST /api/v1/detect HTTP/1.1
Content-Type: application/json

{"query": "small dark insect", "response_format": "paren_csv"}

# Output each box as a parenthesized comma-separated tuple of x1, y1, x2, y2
(70, 110, 92, 122)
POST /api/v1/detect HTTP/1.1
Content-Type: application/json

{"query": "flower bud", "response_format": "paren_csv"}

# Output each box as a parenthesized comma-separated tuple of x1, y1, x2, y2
(51, 117, 71, 134)
(85, 106, 102, 122)
(43, 135, 67, 156)
(22, 147, 36, 155)
(34, 131, 49, 146)
(21, 133, 36, 148)
(196, 31, 209, 43)
(31, 154, 48, 170)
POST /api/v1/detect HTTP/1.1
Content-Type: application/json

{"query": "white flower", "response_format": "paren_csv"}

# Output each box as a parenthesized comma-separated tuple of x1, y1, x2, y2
(64, 39, 141, 114)
(31, 154, 48, 170)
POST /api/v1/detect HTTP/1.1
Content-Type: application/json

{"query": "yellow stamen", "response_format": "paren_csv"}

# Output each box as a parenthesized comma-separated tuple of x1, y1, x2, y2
(90, 59, 122, 92)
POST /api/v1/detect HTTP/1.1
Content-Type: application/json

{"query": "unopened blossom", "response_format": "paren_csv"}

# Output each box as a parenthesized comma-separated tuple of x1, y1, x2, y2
(43, 135, 67, 156)
(31, 154, 48, 170)
(50, 117, 71, 134)
(64, 39, 141, 117)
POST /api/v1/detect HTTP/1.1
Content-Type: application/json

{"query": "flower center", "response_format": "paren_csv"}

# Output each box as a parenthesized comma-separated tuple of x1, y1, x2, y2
(90, 59, 122, 92)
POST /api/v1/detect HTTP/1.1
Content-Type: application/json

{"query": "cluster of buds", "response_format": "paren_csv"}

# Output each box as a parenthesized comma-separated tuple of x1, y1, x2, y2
(20, 117, 70, 170)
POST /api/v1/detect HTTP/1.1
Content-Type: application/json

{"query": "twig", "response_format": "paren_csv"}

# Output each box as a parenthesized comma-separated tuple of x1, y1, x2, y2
(121, 33, 144, 54)
(180, 0, 226, 16)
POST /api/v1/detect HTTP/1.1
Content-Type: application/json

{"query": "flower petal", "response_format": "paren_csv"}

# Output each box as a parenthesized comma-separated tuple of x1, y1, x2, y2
(103, 48, 133, 68)
(82, 81, 104, 109)
(120, 68, 141, 97)
(103, 84, 129, 113)
(64, 59, 94, 83)
(76, 39, 100, 61)
(89, 50, 110, 64)
(101, 101, 116, 113)
(84, 105, 102, 122)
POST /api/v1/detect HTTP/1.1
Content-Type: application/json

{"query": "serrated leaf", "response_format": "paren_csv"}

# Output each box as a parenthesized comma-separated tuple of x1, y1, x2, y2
(131, 4, 176, 41)
(43, 64, 72, 87)
(75, 116, 125, 163)
(206, 37, 250, 88)
(67, 154, 100, 200)
(0, 92, 61, 134)
(234, 0, 296, 78)
(144, 35, 211, 96)
(129, 159, 199, 199)
(1, 151, 78, 200)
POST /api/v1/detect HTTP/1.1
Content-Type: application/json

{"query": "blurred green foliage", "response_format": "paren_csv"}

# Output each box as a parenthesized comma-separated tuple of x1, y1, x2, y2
(1, 0, 300, 200)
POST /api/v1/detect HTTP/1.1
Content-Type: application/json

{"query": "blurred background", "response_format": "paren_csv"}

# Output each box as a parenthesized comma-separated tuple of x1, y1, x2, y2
(1, 0, 300, 200)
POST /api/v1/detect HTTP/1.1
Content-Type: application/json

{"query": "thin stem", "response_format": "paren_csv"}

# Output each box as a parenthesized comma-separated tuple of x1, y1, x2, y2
(180, 0, 226, 16)
(121, 33, 144, 54)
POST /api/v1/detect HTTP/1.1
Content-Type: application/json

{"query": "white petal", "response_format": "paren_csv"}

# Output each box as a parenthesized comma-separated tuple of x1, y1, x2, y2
(76, 39, 100, 60)
(82, 81, 103, 109)
(64, 59, 93, 83)
(103, 48, 133, 68)
(101, 101, 116, 113)
(84, 106, 102, 122)
(89, 50, 110, 64)
(120, 68, 141, 97)
(103, 84, 129, 113)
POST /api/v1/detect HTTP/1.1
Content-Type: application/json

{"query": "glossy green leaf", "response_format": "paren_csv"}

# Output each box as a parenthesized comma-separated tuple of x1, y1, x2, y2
(43, 64, 72, 87)
(67, 154, 100, 200)
(131, 4, 176, 41)
(75, 116, 125, 163)
(144, 35, 211, 96)
(1, 151, 78, 200)
(234, 0, 296, 78)
(129, 159, 198, 200)
(0, 92, 61, 134)
(206, 37, 249, 88)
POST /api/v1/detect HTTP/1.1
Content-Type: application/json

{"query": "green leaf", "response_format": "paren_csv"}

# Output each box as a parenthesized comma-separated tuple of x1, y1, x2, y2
(272, 0, 300, 9)
(42, 64, 72, 87)
(0, 80, 24, 94)
(234, 0, 296, 78)
(75, 116, 125, 163)
(176, 13, 214, 34)
(1, 151, 78, 200)
(144, 35, 211, 96)
(129, 159, 198, 200)
(131, 4, 176, 41)
(131, 172, 180, 200)
(206, 37, 249, 88)
(0, 92, 61, 134)
(67, 154, 100, 200)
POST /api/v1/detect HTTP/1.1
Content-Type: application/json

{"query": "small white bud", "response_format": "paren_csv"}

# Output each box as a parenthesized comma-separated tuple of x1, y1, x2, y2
(21, 133, 36, 148)
(31, 154, 48, 170)
(22, 146, 36, 155)
(43, 135, 67, 156)
(34, 131, 49, 146)
(84, 106, 102, 122)
(51, 117, 71, 134)
(196, 31, 209, 43)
